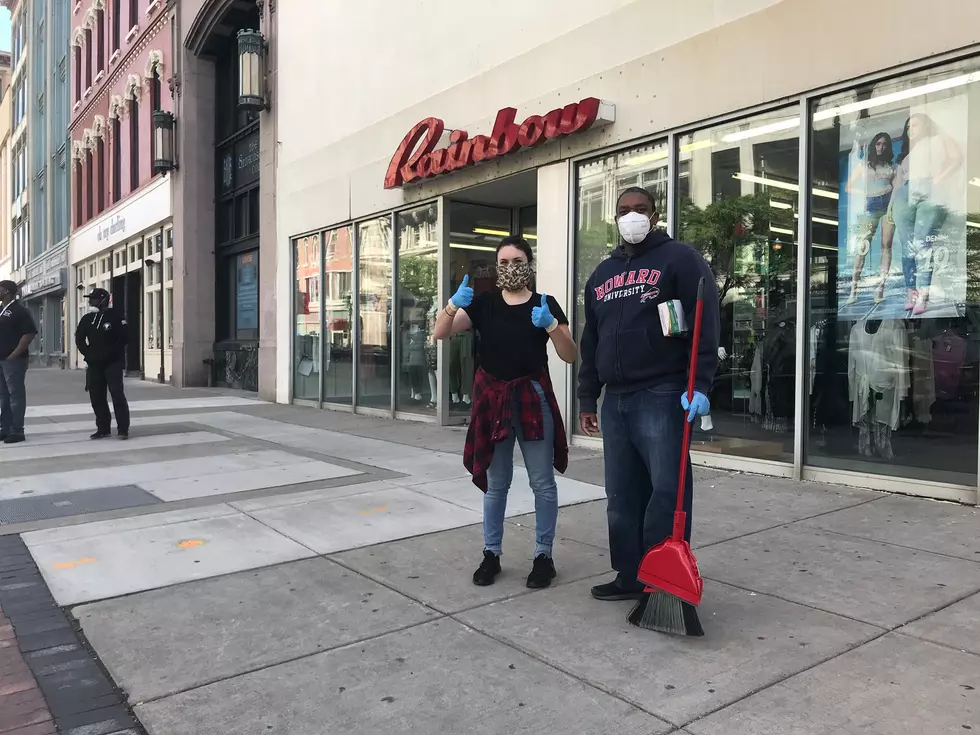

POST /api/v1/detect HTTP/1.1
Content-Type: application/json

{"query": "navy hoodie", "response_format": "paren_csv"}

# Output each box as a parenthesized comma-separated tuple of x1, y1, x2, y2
(577, 230, 720, 413)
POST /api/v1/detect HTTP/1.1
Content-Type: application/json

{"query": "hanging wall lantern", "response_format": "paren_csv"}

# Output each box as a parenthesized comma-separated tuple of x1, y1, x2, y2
(153, 110, 176, 173)
(237, 29, 267, 112)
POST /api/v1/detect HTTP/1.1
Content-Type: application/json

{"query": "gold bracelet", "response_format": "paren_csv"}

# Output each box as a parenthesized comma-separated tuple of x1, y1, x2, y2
(445, 302, 459, 317)
(545, 319, 559, 334)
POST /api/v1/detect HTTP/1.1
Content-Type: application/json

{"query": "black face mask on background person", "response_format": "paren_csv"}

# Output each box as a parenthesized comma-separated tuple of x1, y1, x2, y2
(496, 262, 532, 292)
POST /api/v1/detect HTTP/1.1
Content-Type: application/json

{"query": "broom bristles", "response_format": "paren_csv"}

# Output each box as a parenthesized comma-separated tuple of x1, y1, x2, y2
(627, 590, 704, 636)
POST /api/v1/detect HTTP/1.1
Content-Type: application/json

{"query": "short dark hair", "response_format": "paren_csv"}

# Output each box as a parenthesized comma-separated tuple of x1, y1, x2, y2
(0, 280, 18, 296)
(496, 235, 534, 263)
(617, 186, 656, 211)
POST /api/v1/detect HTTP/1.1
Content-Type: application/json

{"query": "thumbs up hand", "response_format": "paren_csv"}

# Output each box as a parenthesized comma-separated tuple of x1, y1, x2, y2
(531, 294, 557, 330)
(450, 274, 474, 309)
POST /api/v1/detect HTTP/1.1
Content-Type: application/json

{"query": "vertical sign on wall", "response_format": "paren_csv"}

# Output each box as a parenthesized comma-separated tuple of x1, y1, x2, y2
(236, 252, 259, 332)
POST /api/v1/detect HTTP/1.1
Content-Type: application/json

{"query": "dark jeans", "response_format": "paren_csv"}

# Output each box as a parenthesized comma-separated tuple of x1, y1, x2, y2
(0, 358, 28, 436)
(601, 388, 693, 589)
(87, 361, 130, 433)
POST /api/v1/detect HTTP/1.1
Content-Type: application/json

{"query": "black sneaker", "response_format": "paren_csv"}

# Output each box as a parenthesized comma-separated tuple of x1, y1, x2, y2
(90, 431, 111, 440)
(3, 434, 25, 445)
(590, 579, 645, 601)
(526, 555, 557, 589)
(472, 550, 501, 586)
(118, 431, 129, 441)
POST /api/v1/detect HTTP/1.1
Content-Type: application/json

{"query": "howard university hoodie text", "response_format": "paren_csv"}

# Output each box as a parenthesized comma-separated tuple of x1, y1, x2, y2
(577, 230, 720, 414)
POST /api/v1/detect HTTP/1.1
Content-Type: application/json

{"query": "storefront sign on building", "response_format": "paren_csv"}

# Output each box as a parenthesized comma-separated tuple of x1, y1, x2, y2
(384, 97, 615, 189)
(96, 215, 127, 242)
(22, 248, 68, 299)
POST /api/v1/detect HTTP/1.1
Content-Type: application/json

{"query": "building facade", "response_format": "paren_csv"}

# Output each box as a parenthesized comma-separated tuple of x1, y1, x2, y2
(1, 0, 72, 364)
(66, 0, 174, 380)
(169, 0, 275, 394)
(275, 0, 980, 504)
(3, 0, 28, 306)
(0, 52, 12, 284)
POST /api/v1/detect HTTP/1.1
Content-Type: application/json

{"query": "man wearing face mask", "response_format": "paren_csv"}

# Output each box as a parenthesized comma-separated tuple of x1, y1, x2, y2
(578, 187, 719, 601)
(75, 288, 131, 440)
(0, 280, 37, 445)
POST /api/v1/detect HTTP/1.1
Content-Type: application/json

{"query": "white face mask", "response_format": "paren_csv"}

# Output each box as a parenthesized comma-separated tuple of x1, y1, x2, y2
(617, 211, 652, 245)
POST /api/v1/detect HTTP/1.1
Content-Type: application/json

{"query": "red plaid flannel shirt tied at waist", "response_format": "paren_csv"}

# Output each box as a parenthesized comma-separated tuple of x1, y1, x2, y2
(463, 367, 568, 492)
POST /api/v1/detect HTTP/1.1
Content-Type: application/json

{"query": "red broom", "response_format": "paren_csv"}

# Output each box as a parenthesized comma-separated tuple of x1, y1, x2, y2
(627, 277, 706, 636)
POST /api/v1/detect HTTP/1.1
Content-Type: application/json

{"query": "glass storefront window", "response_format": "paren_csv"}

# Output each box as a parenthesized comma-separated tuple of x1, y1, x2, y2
(573, 139, 669, 431)
(357, 216, 393, 409)
(676, 109, 800, 462)
(166, 287, 173, 350)
(293, 233, 321, 401)
(396, 204, 439, 414)
(323, 226, 354, 405)
(447, 202, 512, 416)
(807, 59, 980, 485)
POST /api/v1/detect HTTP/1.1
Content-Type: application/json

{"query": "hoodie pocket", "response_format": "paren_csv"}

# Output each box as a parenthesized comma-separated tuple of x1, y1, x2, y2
(614, 328, 658, 384)
(595, 334, 617, 385)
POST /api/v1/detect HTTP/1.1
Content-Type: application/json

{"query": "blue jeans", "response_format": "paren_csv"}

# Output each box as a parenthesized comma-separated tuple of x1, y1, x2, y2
(484, 381, 558, 558)
(0, 358, 28, 436)
(892, 183, 948, 291)
(601, 388, 693, 589)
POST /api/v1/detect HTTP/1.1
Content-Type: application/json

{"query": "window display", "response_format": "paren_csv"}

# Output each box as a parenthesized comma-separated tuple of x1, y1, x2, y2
(396, 204, 439, 414)
(808, 58, 980, 484)
(678, 109, 800, 462)
(322, 226, 354, 405)
(357, 217, 393, 409)
(293, 233, 320, 401)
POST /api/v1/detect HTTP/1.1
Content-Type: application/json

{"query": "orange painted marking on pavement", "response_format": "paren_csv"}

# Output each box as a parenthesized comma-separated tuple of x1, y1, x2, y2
(53, 557, 97, 570)
(357, 506, 389, 516)
(177, 539, 206, 549)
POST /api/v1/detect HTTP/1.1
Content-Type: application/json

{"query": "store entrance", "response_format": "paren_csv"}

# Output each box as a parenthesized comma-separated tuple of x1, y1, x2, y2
(444, 171, 538, 423)
(111, 271, 143, 376)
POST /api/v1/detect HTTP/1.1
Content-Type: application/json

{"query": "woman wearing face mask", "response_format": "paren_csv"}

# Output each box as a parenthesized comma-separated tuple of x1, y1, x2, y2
(433, 235, 577, 589)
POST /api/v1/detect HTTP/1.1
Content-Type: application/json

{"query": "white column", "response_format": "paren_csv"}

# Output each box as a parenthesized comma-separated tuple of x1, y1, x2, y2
(535, 161, 573, 436)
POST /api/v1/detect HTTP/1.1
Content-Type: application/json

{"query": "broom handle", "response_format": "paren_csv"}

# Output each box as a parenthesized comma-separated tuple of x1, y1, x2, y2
(673, 277, 705, 538)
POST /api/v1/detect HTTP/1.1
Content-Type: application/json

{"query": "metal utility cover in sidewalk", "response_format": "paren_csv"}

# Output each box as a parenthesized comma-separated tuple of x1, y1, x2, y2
(0, 485, 161, 524)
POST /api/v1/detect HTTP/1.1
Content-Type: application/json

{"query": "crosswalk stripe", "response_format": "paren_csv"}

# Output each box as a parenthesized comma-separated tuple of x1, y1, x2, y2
(0, 431, 228, 465)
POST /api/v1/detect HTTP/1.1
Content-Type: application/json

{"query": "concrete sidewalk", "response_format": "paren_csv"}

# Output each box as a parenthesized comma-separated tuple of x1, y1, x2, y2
(2, 370, 979, 734)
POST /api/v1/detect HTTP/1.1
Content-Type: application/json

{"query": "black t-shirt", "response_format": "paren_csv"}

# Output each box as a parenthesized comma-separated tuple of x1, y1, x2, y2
(0, 300, 37, 361)
(465, 291, 569, 381)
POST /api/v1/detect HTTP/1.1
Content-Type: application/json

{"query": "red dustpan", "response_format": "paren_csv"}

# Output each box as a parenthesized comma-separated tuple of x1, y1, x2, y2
(636, 277, 706, 607)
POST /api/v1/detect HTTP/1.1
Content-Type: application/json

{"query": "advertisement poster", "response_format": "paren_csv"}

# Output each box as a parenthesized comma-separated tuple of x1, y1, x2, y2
(837, 95, 968, 320)
(237, 252, 259, 331)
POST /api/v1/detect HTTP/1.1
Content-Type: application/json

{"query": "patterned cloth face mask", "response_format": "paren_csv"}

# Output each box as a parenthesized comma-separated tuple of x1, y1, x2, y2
(496, 262, 532, 292)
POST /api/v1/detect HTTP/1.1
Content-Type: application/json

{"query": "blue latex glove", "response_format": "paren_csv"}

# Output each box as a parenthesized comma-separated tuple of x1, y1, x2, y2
(681, 391, 710, 423)
(531, 294, 555, 330)
(450, 274, 474, 308)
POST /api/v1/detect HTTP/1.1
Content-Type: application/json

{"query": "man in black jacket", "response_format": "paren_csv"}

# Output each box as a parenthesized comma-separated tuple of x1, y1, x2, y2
(0, 280, 37, 444)
(578, 187, 719, 601)
(75, 288, 130, 440)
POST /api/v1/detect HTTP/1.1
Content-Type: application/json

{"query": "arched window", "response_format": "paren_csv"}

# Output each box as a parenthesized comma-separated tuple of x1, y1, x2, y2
(84, 28, 92, 89)
(150, 70, 161, 169)
(85, 149, 94, 220)
(73, 45, 81, 101)
(111, 116, 121, 203)
(75, 163, 83, 226)
(97, 137, 106, 212)
(111, 0, 120, 52)
(96, 9, 105, 74)
(129, 99, 139, 192)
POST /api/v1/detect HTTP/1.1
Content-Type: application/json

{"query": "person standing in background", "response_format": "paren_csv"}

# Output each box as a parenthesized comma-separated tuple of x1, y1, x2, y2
(75, 288, 131, 440)
(0, 280, 37, 445)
